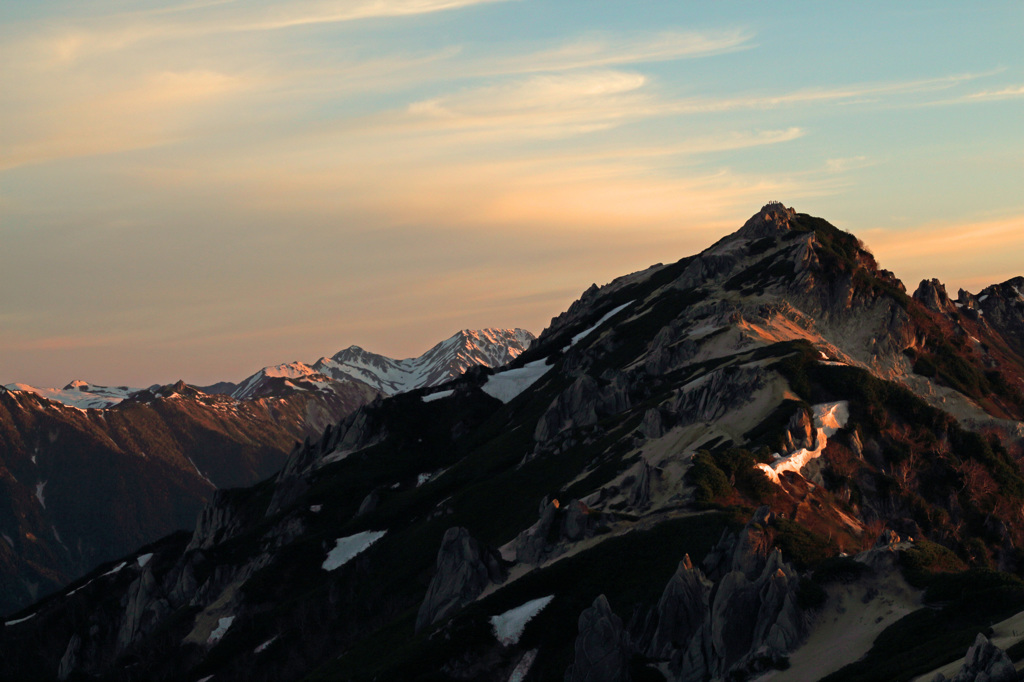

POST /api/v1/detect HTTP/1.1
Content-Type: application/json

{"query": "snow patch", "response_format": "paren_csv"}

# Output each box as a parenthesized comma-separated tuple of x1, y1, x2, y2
(322, 530, 386, 571)
(309, 504, 322, 513)
(481, 359, 552, 403)
(5, 613, 35, 626)
(207, 615, 235, 644)
(35, 481, 46, 508)
(417, 472, 433, 487)
(137, 553, 153, 568)
(756, 402, 849, 484)
(490, 595, 554, 646)
(422, 389, 454, 403)
(571, 301, 633, 346)
(979, 294, 989, 302)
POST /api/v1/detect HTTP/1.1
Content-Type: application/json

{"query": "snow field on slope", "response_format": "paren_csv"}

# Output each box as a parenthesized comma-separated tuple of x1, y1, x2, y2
(207, 616, 234, 644)
(322, 530, 387, 571)
(490, 595, 554, 646)
(756, 401, 849, 484)
(481, 359, 552, 403)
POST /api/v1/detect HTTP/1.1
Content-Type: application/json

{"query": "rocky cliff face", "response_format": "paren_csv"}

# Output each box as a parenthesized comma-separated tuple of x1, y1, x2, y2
(1, 204, 1022, 681)
(416, 527, 506, 631)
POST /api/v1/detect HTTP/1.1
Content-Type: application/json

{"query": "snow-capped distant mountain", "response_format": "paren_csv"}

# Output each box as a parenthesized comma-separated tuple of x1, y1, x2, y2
(3, 380, 140, 409)
(233, 328, 535, 399)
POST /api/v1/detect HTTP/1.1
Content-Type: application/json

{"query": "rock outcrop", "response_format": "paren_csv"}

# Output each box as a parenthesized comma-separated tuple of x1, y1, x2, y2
(415, 527, 506, 632)
(974, 276, 1024, 357)
(534, 373, 633, 443)
(515, 499, 603, 564)
(566, 594, 631, 682)
(933, 633, 1018, 682)
(669, 367, 765, 429)
(784, 407, 817, 453)
(680, 549, 805, 681)
(702, 506, 774, 582)
(914, 278, 959, 315)
(647, 555, 711, 661)
(187, 490, 243, 551)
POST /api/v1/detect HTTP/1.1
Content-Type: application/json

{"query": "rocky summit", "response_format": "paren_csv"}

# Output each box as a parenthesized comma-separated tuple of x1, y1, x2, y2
(2, 204, 1024, 681)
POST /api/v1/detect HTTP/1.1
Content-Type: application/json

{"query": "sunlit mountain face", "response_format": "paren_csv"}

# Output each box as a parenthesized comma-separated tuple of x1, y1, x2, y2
(2, 205, 1021, 682)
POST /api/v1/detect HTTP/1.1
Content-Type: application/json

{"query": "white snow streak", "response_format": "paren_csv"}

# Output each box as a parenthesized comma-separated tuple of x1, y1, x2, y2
(422, 389, 454, 403)
(322, 531, 386, 571)
(508, 649, 539, 682)
(481, 359, 552, 403)
(185, 456, 214, 486)
(5, 613, 35, 626)
(756, 401, 850, 484)
(490, 595, 554, 646)
(137, 553, 153, 568)
(571, 301, 633, 346)
(254, 635, 278, 653)
(102, 561, 128, 577)
(35, 481, 46, 508)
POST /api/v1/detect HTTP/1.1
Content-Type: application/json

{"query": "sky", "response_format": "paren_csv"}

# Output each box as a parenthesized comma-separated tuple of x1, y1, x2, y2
(1, 1, 1022, 388)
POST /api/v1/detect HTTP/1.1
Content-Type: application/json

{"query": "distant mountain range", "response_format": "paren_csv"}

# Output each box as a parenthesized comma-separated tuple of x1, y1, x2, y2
(0, 328, 534, 615)
(5, 328, 535, 407)
(229, 328, 535, 399)
(4, 204, 1022, 681)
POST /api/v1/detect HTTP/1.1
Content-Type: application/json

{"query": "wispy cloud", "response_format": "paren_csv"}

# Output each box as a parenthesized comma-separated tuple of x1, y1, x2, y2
(962, 84, 1024, 101)
(0, 69, 252, 170)
(230, 0, 514, 32)
(398, 70, 653, 137)
(7, 0, 513, 64)
(662, 72, 985, 114)
(487, 29, 754, 74)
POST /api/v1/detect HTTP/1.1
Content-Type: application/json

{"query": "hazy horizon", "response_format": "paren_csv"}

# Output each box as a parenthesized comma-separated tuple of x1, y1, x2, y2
(2, 1, 1022, 387)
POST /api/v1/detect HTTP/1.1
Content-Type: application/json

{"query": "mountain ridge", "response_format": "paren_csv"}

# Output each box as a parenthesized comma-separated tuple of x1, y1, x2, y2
(0, 328, 533, 617)
(1, 204, 1022, 682)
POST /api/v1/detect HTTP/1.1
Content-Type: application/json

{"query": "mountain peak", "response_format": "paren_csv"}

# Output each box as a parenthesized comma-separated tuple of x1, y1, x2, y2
(734, 201, 799, 240)
(236, 328, 535, 399)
